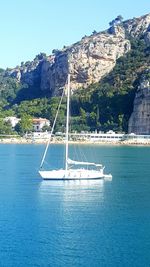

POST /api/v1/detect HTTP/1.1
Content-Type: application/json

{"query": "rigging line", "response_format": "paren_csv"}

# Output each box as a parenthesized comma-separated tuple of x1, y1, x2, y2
(78, 142, 87, 162)
(40, 89, 65, 169)
(43, 160, 51, 168)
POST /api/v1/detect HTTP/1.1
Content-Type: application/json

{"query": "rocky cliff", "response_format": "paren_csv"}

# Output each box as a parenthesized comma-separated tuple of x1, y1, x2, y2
(123, 13, 150, 38)
(5, 13, 150, 96)
(128, 70, 150, 134)
(41, 27, 131, 95)
(5, 27, 131, 95)
(3, 13, 150, 134)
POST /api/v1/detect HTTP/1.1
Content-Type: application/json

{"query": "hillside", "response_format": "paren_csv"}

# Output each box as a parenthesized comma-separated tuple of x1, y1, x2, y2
(0, 13, 150, 134)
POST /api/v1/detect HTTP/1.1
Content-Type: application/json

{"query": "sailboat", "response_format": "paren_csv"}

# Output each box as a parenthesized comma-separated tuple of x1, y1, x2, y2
(39, 73, 112, 180)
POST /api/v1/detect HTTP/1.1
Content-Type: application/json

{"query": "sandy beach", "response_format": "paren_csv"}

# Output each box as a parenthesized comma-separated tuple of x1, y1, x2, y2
(0, 137, 150, 146)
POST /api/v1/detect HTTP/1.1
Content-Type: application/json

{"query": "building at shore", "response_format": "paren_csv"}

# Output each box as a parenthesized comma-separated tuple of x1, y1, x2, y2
(1, 131, 150, 145)
(70, 131, 124, 142)
(24, 130, 150, 144)
(4, 116, 21, 128)
(32, 118, 50, 132)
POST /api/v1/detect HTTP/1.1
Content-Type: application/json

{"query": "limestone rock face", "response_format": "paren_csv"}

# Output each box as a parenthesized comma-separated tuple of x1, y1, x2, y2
(49, 30, 130, 94)
(4, 13, 150, 96)
(5, 56, 44, 87)
(144, 32, 150, 44)
(6, 26, 130, 95)
(41, 52, 69, 95)
(123, 13, 150, 38)
(108, 25, 126, 38)
(128, 74, 150, 134)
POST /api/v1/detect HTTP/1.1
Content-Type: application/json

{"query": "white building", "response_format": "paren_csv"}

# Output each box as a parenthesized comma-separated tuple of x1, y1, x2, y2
(4, 116, 21, 128)
(89, 132, 124, 142)
(70, 131, 124, 142)
(32, 118, 50, 132)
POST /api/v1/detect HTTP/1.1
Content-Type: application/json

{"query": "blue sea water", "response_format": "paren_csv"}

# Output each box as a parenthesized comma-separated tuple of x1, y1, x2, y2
(0, 144, 150, 267)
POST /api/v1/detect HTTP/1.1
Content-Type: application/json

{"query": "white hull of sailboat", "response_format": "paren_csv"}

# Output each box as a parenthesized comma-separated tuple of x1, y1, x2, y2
(39, 169, 112, 180)
(38, 74, 112, 181)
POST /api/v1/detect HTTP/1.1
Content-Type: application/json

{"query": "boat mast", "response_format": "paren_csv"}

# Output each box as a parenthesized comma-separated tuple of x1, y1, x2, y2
(65, 72, 70, 174)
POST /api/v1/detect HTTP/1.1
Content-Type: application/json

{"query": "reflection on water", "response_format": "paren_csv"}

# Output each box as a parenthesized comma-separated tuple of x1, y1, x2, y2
(1, 144, 150, 266)
(39, 179, 104, 189)
(38, 179, 107, 205)
(37, 178, 113, 267)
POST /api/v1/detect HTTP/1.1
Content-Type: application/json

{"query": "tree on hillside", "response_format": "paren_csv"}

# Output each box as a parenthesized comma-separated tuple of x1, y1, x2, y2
(109, 15, 123, 27)
(0, 119, 14, 135)
(15, 115, 33, 135)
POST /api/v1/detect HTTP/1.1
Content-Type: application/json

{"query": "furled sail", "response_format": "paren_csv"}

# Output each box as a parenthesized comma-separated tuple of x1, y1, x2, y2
(67, 158, 102, 167)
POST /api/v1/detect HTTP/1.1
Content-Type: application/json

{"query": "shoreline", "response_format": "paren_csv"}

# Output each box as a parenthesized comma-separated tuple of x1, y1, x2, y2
(0, 137, 150, 146)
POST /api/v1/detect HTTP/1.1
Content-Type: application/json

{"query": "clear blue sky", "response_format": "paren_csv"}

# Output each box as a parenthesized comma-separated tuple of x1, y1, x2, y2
(0, 0, 150, 69)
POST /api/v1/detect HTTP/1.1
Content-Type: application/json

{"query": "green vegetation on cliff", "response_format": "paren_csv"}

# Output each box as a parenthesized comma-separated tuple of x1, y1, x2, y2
(70, 37, 150, 132)
(0, 36, 150, 134)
